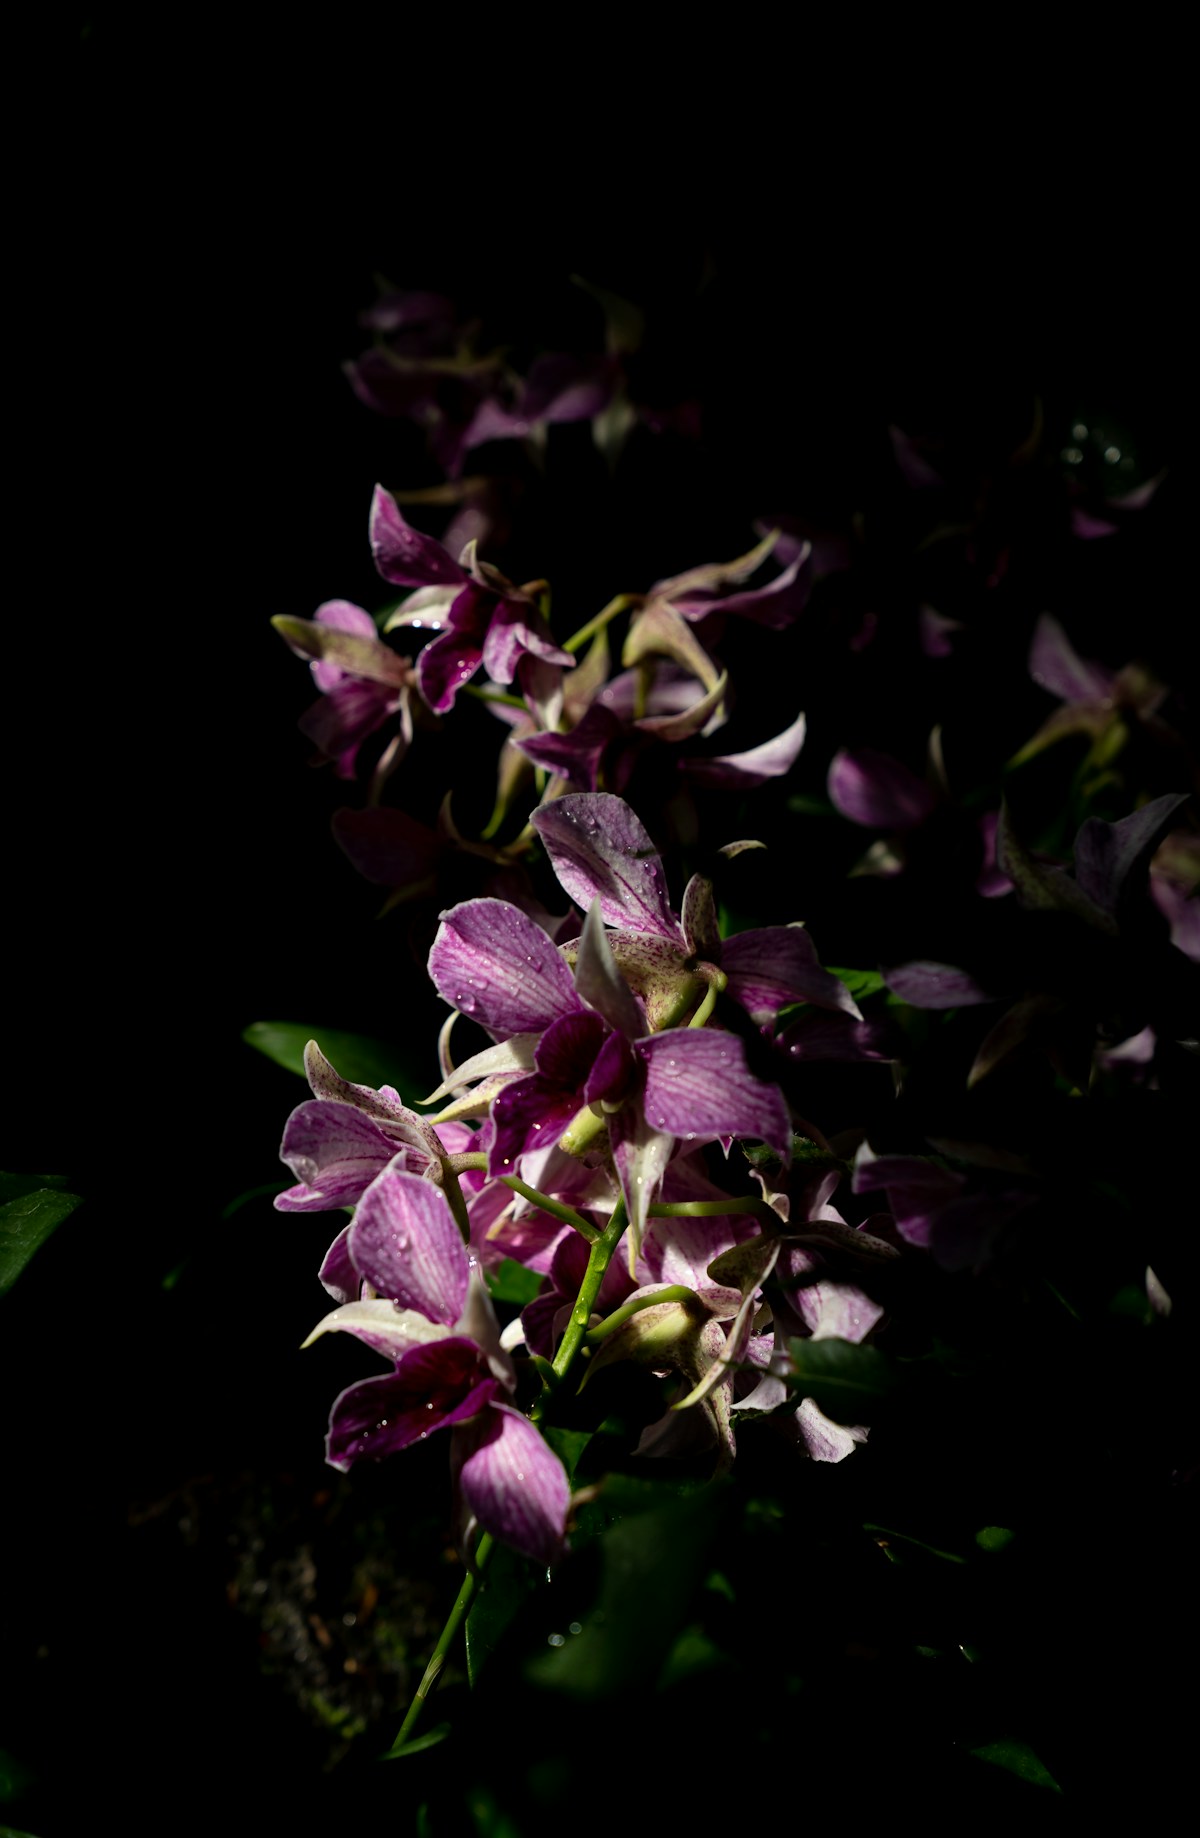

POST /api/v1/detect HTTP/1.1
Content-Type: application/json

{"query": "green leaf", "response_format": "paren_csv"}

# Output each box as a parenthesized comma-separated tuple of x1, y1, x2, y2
(787, 792, 837, 817)
(484, 1259, 544, 1307)
(825, 966, 886, 1000)
(540, 1425, 593, 1483)
(0, 1172, 73, 1203)
(969, 1738, 1061, 1792)
(465, 1543, 539, 1688)
(381, 1722, 451, 1761)
(975, 1525, 1016, 1553)
(524, 1478, 725, 1699)
(0, 1184, 81, 1297)
(784, 1337, 897, 1421)
(243, 1022, 425, 1104)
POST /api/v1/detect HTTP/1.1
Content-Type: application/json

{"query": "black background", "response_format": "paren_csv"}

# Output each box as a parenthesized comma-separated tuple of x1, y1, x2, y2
(3, 20, 1191, 1835)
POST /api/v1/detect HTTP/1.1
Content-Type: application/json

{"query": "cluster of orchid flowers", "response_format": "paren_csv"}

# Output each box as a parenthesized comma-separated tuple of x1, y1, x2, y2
(266, 298, 1199, 1777)
(272, 434, 1197, 1575)
(275, 784, 893, 1565)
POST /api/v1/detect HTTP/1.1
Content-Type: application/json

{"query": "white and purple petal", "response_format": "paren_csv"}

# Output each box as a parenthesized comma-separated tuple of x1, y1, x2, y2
(682, 710, 807, 790)
(453, 1403, 570, 1565)
(370, 485, 468, 590)
(303, 1298, 453, 1361)
(429, 898, 581, 1039)
(674, 547, 812, 629)
(572, 902, 645, 1039)
(639, 1031, 791, 1159)
(882, 962, 998, 1009)
(480, 599, 573, 686)
(723, 926, 861, 1022)
(827, 748, 939, 830)
(348, 1167, 468, 1326)
(1028, 613, 1114, 704)
(532, 794, 680, 940)
(793, 1396, 868, 1462)
(276, 1105, 407, 1212)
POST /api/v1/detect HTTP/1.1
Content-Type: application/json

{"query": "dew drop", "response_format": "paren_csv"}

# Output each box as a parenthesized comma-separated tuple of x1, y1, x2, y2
(1103, 445, 1121, 464)
(515, 1470, 525, 1482)
(419, 1429, 428, 1439)
(568, 1621, 583, 1635)
(686, 1131, 695, 1141)
(426, 1402, 434, 1410)
(547, 1632, 566, 1647)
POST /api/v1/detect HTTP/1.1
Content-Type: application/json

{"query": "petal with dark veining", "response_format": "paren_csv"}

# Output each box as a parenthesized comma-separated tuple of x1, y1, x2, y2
(349, 1167, 468, 1326)
(429, 898, 580, 1039)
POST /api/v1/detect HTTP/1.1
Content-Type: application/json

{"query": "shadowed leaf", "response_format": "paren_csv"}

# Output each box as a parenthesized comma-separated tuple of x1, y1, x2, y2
(0, 1182, 82, 1297)
(243, 1022, 425, 1104)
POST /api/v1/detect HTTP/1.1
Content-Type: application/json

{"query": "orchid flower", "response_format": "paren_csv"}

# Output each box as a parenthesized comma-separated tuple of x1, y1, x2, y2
(371, 487, 573, 721)
(304, 1165, 569, 1565)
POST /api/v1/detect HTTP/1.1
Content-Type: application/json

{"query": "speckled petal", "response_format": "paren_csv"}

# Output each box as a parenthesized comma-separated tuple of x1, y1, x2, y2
(276, 1104, 405, 1212)
(533, 794, 680, 940)
(429, 898, 580, 1039)
(723, 926, 861, 1022)
(454, 1404, 570, 1564)
(370, 485, 468, 589)
(640, 1032, 791, 1159)
(348, 1167, 468, 1326)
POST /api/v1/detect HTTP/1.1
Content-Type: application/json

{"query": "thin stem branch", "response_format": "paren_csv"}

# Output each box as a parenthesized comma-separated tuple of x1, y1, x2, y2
(388, 1199, 628, 1754)
(500, 1177, 599, 1241)
(563, 593, 640, 655)
(647, 1195, 773, 1219)
(585, 1285, 696, 1344)
(384, 1532, 495, 1757)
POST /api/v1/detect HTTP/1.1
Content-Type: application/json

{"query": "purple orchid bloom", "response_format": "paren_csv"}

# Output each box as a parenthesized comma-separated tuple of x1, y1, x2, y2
(274, 599, 416, 784)
(647, 529, 814, 631)
(426, 886, 794, 1255)
(1017, 613, 1169, 763)
(274, 1041, 489, 1299)
(852, 1143, 1037, 1272)
(531, 791, 860, 1033)
(827, 742, 1011, 899)
(370, 487, 573, 718)
(304, 1164, 569, 1564)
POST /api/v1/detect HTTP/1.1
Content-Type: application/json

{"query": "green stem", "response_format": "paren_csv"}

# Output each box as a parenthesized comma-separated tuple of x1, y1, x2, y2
(647, 1196, 772, 1219)
(500, 1177, 598, 1242)
(546, 1198, 629, 1382)
(585, 1285, 695, 1344)
(683, 985, 720, 1029)
(384, 1532, 496, 1757)
(563, 593, 640, 655)
(389, 1199, 628, 1753)
(439, 1159, 472, 1242)
(445, 1156, 599, 1241)
(464, 684, 527, 712)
